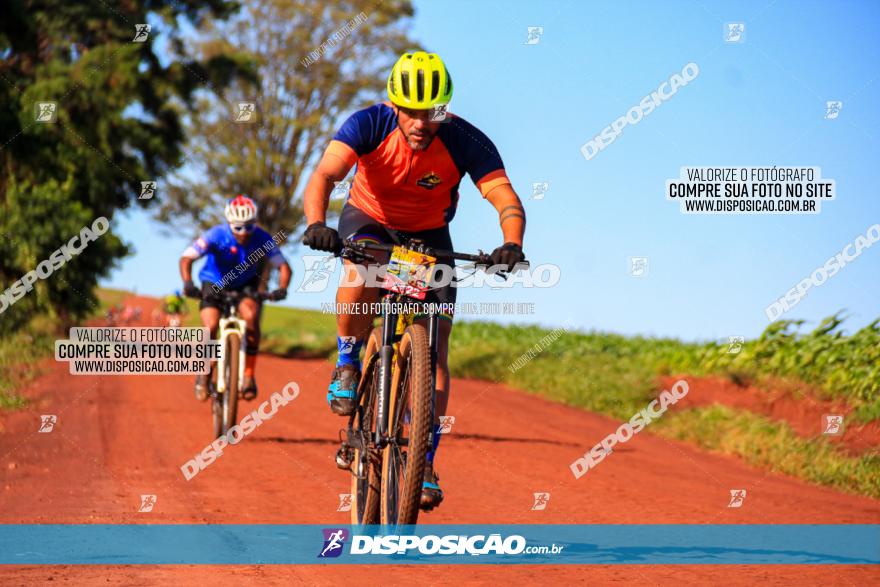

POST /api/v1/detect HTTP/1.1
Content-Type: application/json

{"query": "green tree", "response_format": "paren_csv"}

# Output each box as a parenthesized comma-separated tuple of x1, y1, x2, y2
(0, 0, 252, 331)
(157, 0, 415, 238)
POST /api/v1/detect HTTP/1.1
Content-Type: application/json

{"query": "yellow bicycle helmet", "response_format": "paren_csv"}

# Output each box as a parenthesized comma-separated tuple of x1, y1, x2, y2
(387, 51, 453, 109)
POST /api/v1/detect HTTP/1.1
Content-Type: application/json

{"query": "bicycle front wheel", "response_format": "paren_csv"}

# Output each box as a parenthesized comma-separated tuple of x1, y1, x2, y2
(222, 333, 241, 435)
(381, 323, 432, 526)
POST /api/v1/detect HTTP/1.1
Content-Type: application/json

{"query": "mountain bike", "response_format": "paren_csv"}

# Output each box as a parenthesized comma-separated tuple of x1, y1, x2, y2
(334, 238, 527, 526)
(186, 288, 275, 438)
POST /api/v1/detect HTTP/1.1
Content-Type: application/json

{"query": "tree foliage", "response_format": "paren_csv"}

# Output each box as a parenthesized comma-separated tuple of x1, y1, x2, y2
(157, 0, 415, 238)
(0, 0, 250, 331)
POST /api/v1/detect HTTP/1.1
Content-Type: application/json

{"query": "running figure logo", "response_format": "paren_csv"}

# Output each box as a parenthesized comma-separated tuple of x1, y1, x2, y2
(139, 181, 156, 200)
(531, 492, 550, 511)
(138, 494, 157, 512)
(822, 414, 844, 436)
(35, 102, 57, 123)
(727, 489, 746, 508)
(338, 336, 357, 356)
(531, 182, 550, 200)
(38, 415, 57, 433)
(727, 335, 744, 354)
(336, 494, 353, 512)
(331, 179, 351, 199)
(824, 101, 843, 120)
(724, 23, 745, 43)
(297, 255, 338, 293)
(630, 257, 648, 277)
(235, 102, 257, 123)
(318, 528, 348, 558)
(524, 26, 544, 45)
(429, 103, 449, 122)
(438, 415, 455, 434)
(133, 24, 151, 43)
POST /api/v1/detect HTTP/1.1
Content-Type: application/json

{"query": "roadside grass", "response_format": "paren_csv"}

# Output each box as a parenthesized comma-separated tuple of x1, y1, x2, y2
(259, 304, 337, 358)
(655, 405, 880, 498)
(0, 314, 55, 409)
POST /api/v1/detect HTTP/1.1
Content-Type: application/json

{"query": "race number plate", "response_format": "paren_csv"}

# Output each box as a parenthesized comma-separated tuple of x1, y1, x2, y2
(382, 246, 436, 300)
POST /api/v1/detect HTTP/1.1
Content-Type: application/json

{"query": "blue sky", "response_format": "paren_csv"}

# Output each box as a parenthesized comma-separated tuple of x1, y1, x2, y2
(105, 0, 880, 342)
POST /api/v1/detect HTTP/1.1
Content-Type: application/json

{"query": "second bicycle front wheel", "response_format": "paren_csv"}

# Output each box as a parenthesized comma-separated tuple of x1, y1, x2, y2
(381, 323, 432, 526)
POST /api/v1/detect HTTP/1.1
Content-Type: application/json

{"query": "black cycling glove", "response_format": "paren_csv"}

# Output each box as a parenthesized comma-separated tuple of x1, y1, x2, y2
(183, 280, 201, 298)
(269, 288, 288, 301)
(490, 242, 525, 272)
(302, 221, 341, 253)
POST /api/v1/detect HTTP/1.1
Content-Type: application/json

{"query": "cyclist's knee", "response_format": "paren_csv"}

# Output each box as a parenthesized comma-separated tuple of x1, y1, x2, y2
(238, 298, 259, 321)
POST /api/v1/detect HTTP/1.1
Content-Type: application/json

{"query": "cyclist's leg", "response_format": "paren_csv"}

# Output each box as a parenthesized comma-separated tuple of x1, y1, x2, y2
(196, 282, 222, 401)
(237, 285, 261, 400)
(328, 205, 390, 415)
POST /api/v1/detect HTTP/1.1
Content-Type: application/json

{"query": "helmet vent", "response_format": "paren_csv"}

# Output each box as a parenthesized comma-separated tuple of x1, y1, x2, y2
(400, 71, 410, 99)
(416, 69, 425, 103)
(431, 70, 439, 100)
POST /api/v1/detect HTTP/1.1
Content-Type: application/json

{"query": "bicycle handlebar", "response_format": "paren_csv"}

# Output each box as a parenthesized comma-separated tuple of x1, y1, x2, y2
(184, 288, 276, 302)
(338, 238, 530, 273)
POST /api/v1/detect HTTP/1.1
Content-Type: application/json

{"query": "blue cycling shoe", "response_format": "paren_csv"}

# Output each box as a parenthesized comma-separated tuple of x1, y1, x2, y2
(327, 365, 359, 416)
(420, 463, 444, 511)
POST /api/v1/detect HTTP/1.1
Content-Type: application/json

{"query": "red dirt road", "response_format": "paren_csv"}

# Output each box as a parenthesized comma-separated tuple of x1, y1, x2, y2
(1, 297, 878, 584)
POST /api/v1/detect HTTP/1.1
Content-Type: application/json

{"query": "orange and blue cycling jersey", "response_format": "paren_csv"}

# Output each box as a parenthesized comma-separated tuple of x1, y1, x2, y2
(326, 102, 511, 232)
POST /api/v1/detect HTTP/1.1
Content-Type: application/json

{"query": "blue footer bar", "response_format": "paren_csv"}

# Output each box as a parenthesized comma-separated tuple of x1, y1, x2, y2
(1, 525, 877, 564)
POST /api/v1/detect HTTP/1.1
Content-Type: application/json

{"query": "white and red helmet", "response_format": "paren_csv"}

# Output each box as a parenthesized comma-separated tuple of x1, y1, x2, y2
(224, 195, 258, 224)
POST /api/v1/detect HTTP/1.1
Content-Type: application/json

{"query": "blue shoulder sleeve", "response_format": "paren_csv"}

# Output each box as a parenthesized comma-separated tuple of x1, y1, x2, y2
(332, 103, 398, 156)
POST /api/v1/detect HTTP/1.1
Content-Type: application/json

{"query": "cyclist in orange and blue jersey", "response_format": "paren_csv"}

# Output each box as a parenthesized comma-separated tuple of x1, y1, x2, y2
(302, 51, 527, 510)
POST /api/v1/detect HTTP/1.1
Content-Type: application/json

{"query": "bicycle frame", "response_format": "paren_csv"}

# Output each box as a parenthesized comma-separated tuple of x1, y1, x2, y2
(214, 304, 247, 395)
(371, 293, 440, 449)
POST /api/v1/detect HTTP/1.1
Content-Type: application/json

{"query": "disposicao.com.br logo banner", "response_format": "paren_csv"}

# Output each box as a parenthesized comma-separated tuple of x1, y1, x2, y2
(1, 525, 877, 565)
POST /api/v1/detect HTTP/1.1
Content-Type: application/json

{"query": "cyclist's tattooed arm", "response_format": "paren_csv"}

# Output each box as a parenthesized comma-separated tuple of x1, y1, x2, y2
(485, 184, 526, 246)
